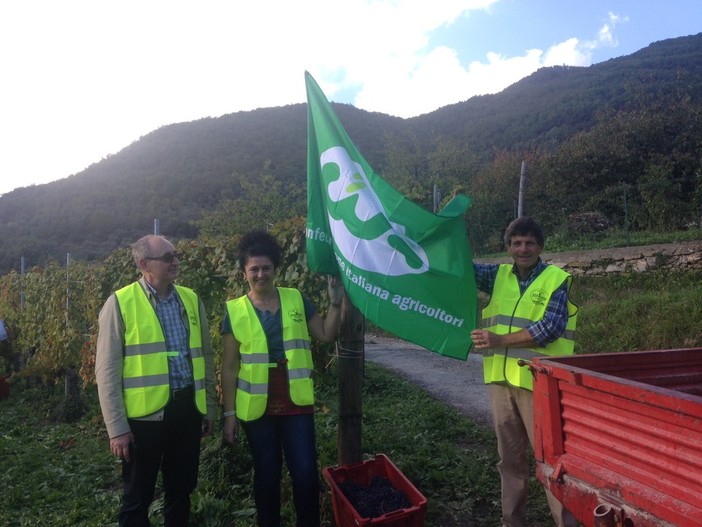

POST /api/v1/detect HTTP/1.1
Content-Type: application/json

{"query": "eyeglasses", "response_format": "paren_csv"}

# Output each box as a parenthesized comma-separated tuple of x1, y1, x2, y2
(145, 252, 180, 263)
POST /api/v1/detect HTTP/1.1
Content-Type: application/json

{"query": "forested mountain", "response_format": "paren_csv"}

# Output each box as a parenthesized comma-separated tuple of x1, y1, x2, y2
(1, 33, 701, 274)
(417, 33, 702, 150)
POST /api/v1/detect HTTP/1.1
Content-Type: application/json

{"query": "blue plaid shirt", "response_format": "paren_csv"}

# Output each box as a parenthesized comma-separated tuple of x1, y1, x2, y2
(146, 282, 193, 390)
(473, 259, 569, 347)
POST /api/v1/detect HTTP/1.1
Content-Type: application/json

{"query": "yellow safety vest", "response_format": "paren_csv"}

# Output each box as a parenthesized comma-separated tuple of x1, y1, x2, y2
(481, 264, 578, 391)
(115, 282, 207, 417)
(227, 287, 314, 422)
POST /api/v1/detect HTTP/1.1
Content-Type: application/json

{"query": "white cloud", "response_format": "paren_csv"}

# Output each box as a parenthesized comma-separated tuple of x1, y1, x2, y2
(574, 10, 629, 57)
(543, 38, 592, 67)
(539, 11, 630, 69)
(357, 8, 632, 117)
(0, 0, 627, 193)
(598, 12, 629, 47)
(333, 6, 632, 117)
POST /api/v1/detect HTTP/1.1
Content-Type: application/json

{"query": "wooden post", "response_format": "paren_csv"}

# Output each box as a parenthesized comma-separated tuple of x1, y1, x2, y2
(336, 295, 365, 466)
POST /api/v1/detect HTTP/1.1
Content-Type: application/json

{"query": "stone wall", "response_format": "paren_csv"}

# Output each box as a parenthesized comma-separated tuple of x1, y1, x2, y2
(476, 240, 702, 276)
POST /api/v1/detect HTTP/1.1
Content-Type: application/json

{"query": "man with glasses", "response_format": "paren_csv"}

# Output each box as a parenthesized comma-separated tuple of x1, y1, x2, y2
(96, 234, 216, 527)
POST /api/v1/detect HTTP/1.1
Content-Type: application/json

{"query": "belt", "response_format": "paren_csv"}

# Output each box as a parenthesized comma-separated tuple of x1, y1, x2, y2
(270, 358, 288, 369)
(171, 385, 194, 401)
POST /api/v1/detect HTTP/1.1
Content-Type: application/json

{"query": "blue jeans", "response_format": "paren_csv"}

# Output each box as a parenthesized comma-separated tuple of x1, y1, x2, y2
(241, 413, 320, 527)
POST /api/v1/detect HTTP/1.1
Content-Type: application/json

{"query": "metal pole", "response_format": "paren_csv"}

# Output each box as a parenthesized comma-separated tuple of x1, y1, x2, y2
(154, 218, 160, 235)
(517, 160, 527, 218)
(622, 184, 630, 246)
(66, 253, 71, 328)
(20, 256, 25, 312)
(433, 184, 441, 213)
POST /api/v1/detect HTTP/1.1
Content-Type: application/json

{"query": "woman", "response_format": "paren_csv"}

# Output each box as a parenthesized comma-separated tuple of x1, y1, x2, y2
(221, 230, 343, 527)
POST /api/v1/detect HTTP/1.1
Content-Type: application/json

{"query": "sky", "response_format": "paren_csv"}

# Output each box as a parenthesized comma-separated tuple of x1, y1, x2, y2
(0, 0, 700, 196)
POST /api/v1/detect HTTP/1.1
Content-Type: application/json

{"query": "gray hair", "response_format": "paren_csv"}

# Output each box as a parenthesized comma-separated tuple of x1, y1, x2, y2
(130, 235, 168, 267)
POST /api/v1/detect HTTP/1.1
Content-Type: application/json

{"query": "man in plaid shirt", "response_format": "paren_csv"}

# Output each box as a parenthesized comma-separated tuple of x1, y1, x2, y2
(471, 217, 578, 527)
(96, 235, 216, 527)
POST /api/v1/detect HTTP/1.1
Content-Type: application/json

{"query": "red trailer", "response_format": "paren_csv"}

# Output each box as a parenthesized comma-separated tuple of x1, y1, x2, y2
(530, 348, 702, 527)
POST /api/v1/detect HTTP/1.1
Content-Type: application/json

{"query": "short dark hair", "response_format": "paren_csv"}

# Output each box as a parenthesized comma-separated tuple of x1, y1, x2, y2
(504, 217, 545, 248)
(237, 230, 282, 269)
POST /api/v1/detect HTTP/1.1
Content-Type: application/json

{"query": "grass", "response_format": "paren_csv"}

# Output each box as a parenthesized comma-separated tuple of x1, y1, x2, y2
(546, 227, 702, 253)
(572, 270, 702, 353)
(0, 363, 553, 527)
(0, 383, 119, 526)
(3, 266, 702, 526)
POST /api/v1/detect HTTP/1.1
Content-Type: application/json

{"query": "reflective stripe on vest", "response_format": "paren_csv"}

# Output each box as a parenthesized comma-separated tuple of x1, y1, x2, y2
(115, 282, 207, 417)
(227, 287, 314, 421)
(481, 264, 578, 391)
(482, 314, 577, 342)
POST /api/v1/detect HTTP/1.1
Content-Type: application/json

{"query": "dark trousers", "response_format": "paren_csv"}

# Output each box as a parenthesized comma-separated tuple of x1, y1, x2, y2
(120, 392, 203, 527)
(241, 413, 320, 527)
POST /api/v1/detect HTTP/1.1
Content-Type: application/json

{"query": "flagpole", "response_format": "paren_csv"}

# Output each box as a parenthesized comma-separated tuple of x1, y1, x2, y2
(336, 295, 365, 466)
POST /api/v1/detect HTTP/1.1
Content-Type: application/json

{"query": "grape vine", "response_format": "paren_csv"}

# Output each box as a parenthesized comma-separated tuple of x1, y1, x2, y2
(0, 218, 333, 387)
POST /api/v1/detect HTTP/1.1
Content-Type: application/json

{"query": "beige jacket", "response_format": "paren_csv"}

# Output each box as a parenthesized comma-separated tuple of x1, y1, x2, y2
(95, 277, 217, 438)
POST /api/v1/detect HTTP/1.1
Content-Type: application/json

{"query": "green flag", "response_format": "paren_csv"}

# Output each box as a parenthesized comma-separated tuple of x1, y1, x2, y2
(305, 72, 477, 360)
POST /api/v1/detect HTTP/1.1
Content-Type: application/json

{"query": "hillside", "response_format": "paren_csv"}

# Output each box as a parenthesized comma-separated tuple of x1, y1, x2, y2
(416, 33, 702, 150)
(0, 33, 701, 274)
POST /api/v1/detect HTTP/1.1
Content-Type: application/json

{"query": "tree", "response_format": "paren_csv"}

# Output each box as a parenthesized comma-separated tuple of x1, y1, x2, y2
(197, 167, 305, 239)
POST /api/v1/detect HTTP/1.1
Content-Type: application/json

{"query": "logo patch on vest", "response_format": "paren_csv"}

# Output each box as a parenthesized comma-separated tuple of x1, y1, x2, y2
(530, 288, 549, 306)
(189, 312, 199, 327)
(288, 308, 304, 324)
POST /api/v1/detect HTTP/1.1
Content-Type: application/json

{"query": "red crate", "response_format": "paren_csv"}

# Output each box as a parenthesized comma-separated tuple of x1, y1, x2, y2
(323, 454, 427, 527)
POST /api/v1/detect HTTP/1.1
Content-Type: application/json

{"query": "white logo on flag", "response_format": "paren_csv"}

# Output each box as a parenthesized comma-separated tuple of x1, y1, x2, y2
(321, 146, 429, 276)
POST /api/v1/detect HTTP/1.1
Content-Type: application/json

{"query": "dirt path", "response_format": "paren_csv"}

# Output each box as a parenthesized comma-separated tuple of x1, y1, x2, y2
(364, 335, 492, 428)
